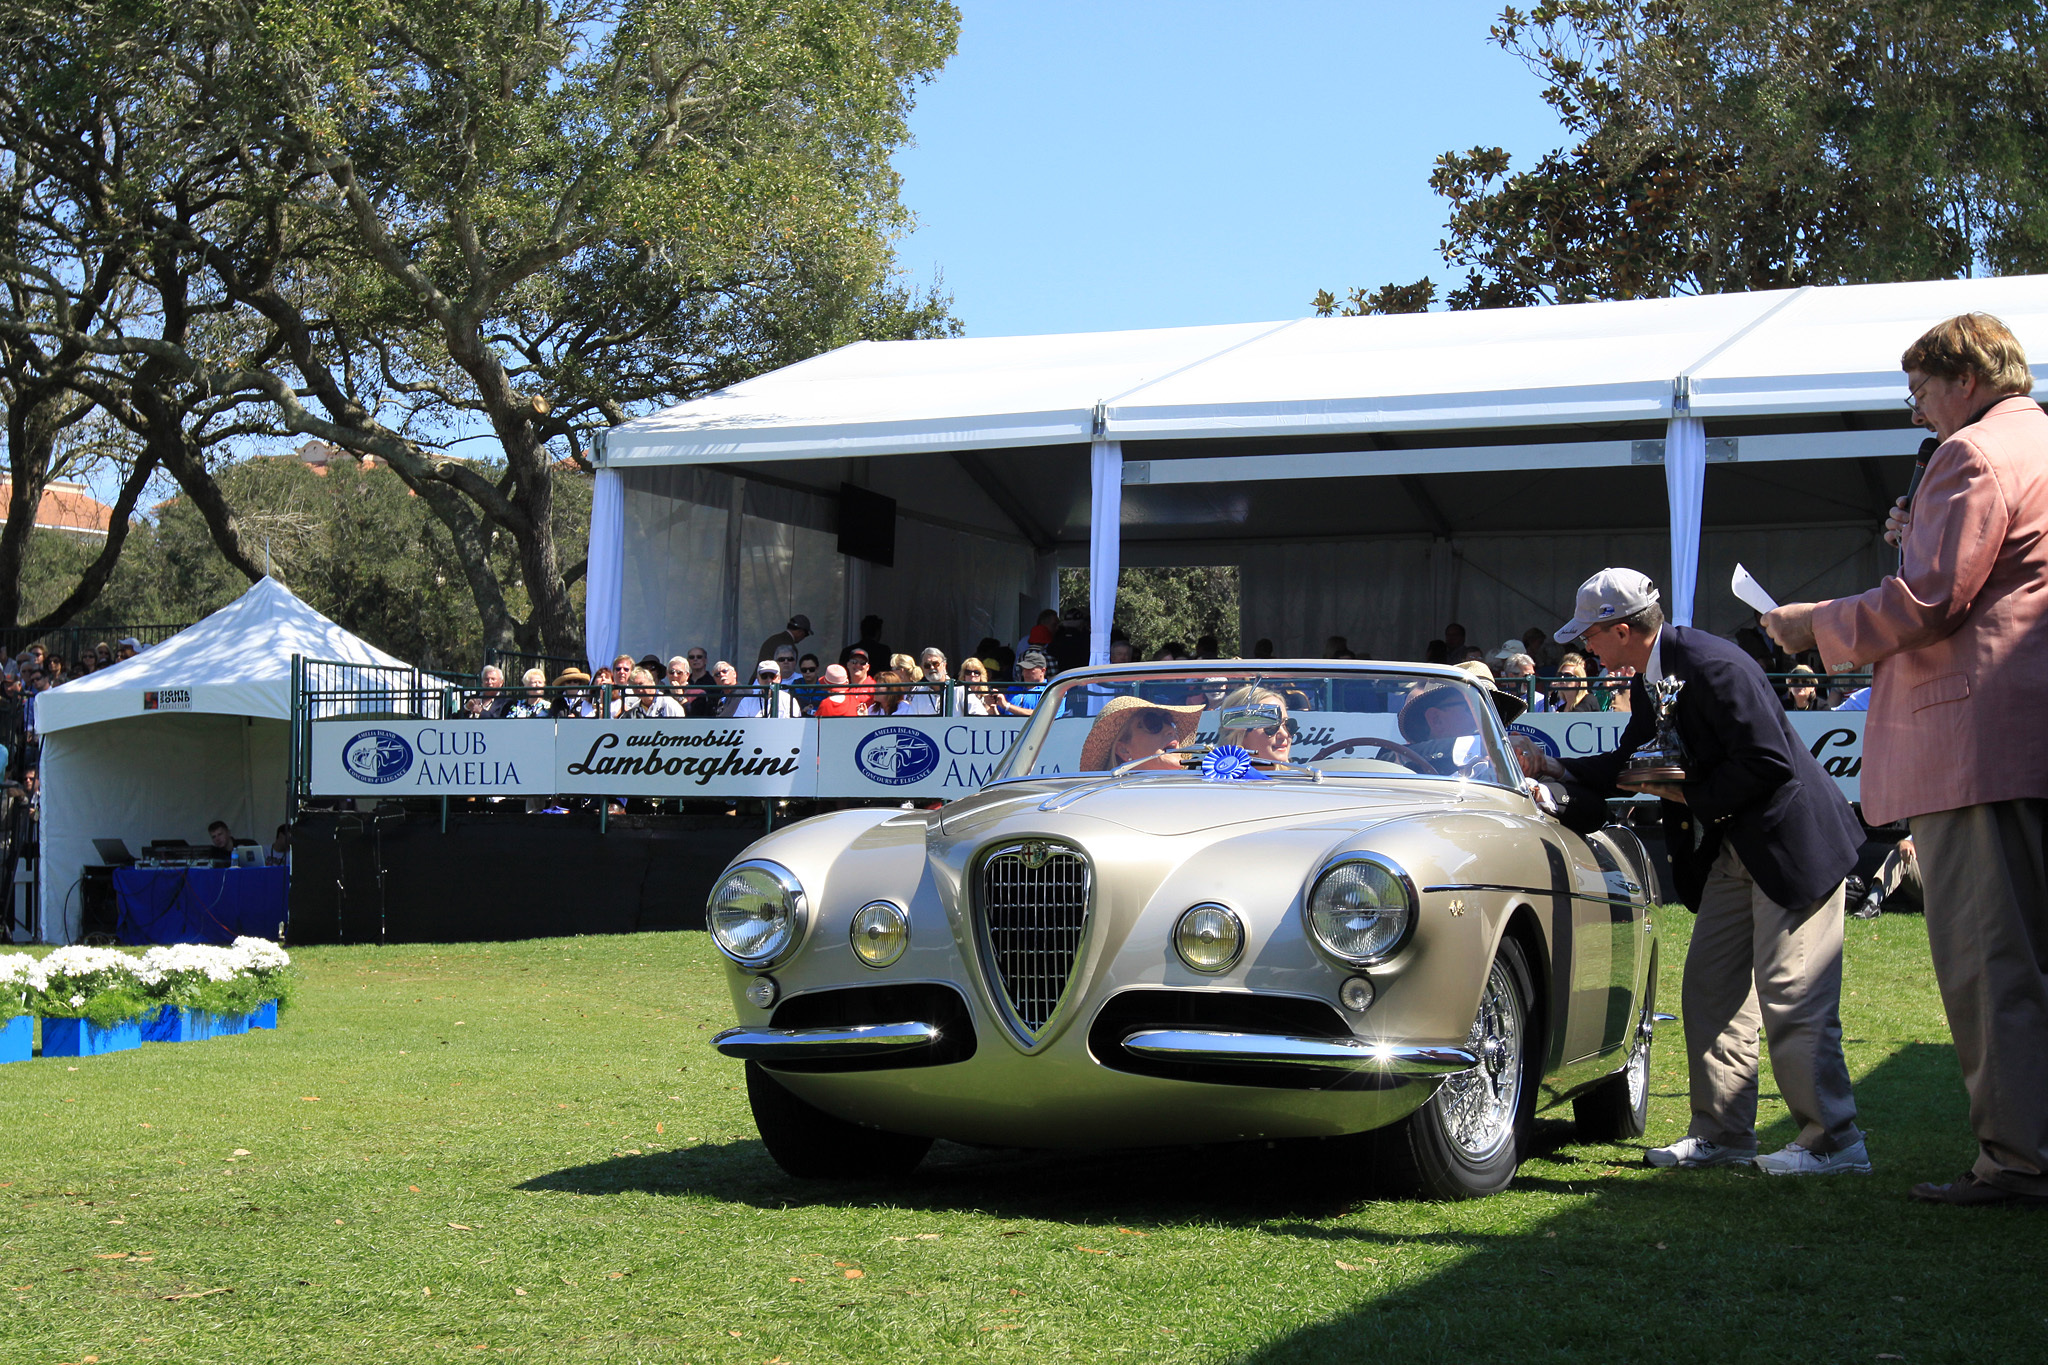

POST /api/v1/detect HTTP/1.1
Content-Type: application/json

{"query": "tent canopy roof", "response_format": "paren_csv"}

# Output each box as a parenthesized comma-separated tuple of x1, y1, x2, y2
(35, 577, 417, 735)
(601, 275, 2048, 467)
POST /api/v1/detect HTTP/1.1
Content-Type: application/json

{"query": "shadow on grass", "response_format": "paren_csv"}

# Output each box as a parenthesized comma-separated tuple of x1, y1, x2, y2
(513, 1078, 1746, 1227)
(1231, 1042, 2044, 1365)
(518, 1045, 2046, 1362)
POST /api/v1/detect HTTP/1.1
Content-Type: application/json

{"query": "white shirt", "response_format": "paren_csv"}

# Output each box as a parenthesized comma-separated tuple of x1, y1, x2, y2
(1644, 628, 1668, 685)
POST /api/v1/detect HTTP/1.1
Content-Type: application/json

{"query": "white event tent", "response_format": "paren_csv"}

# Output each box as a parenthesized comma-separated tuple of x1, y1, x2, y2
(586, 275, 2048, 669)
(34, 577, 420, 943)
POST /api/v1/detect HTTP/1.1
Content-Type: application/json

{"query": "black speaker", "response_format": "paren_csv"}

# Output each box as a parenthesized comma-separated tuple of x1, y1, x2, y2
(836, 483, 896, 567)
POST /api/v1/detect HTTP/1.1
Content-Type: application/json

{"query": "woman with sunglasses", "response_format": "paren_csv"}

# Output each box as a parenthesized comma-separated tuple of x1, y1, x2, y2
(1215, 685, 1294, 766)
(1077, 696, 1202, 772)
(957, 658, 1000, 715)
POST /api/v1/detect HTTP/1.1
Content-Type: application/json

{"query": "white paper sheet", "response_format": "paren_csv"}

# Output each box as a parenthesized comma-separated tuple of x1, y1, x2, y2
(1731, 563, 1780, 615)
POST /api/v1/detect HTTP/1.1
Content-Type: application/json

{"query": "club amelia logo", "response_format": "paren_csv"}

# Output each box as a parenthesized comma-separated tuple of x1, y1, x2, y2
(341, 729, 415, 784)
(853, 726, 941, 786)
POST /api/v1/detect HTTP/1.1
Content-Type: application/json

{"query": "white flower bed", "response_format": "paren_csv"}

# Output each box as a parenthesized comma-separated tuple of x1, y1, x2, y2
(0, 939, 292, 1020)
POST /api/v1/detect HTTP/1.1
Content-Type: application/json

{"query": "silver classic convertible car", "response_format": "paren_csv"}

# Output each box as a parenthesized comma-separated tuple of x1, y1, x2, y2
(707, 663, 1658, 1198)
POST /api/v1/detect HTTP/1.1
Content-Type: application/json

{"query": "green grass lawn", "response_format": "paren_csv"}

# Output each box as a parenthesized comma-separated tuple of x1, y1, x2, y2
(3, 914, 2043, 1365)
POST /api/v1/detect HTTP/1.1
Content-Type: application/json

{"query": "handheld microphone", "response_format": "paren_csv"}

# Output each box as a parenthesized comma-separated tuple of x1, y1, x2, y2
(1898, 436, 1937, 569)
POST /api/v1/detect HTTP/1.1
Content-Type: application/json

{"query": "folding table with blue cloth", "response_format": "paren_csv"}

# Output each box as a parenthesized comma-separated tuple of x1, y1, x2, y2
(112, 866, 288, 946)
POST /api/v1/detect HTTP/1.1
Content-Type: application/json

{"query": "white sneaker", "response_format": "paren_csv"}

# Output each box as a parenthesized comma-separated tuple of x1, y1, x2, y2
(1645, 1136, 1758, 1169)
(1754, 1139, 1872, 1175)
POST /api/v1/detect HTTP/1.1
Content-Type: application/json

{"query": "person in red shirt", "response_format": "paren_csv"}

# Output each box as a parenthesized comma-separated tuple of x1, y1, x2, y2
(842, 649, 881, 714)
(813, 664, 865, 718)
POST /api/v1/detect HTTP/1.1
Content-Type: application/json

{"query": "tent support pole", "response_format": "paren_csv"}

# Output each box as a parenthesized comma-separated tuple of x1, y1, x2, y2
(1088, 416, 1121, 665)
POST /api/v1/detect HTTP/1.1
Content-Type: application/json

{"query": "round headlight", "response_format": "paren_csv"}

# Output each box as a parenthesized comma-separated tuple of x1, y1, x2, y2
(1307, 857, 1414, 965)
(850, 900, 909, 968)
(1175, 903, 1244, 972)
(707, 861, 806, 966)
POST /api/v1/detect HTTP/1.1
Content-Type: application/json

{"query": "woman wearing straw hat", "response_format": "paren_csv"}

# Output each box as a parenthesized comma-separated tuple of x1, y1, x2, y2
(1077, 696, 1203, 772)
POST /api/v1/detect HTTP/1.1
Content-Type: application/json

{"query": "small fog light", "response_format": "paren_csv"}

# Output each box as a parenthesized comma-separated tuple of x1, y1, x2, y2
(1338, 975, 1376, 1013)
(850, 900, 910, 968)
(1175, 903, 1244, 972)
(743, 975, 779, 1010)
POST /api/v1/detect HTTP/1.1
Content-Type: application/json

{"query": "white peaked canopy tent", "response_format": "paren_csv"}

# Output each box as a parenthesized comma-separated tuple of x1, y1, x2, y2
(586, 275, 2048, 669)
(34, 577, 420, 943)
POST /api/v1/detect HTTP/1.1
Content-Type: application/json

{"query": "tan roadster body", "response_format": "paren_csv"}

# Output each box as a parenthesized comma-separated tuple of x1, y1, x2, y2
(707, 662, 1658, 1197)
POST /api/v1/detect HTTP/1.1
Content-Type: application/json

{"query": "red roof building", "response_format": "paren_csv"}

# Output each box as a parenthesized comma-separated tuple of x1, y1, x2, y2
(0, 479, 115, 537)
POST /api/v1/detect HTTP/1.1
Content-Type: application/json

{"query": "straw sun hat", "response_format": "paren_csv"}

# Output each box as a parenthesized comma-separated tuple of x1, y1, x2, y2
(1077, 695, 1205, 771)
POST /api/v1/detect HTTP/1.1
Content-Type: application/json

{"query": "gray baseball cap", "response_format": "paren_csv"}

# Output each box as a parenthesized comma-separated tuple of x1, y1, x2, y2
(1555, 568, 1659, 642)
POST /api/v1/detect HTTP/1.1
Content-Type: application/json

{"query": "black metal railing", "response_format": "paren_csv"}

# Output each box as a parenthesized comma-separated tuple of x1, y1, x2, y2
(1496, 669, 1872, 711)
(0, 622, 190, 670)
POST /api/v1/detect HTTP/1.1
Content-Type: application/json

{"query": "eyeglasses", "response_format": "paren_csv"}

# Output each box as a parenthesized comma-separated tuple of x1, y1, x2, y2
(1128, 709, 1177, 734)
(1903, 377, 1933, 415)
(687, 652, 706, 662)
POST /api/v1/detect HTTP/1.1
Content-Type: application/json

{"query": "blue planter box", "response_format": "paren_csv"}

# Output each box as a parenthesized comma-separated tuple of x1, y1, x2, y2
(0, 1015, 29, 1064)
(218, 1010, 250, 1036)
(42, 1017, 143, 1058)
(142, 1006, 245, 1042)
(140, 1005, 178, 1043)
(252, 999, 279, 1030)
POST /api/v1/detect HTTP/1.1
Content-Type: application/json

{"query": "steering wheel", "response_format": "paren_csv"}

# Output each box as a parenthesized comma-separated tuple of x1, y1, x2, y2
(1311, 737, 1436, 773)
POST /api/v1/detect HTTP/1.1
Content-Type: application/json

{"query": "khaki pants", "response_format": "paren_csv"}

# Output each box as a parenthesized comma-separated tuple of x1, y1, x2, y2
(1684, 843, 1861, 1153)
(1911, 800, 2048, 1195)
(1873, 837, 1923, 912)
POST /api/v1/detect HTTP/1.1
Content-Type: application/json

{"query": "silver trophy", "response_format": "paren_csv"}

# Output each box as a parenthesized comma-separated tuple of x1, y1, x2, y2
(1621, 678, 1690, 785)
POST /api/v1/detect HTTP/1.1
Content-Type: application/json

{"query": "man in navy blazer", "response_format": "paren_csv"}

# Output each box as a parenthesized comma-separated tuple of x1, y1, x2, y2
(1530, 568, 1868, 1176)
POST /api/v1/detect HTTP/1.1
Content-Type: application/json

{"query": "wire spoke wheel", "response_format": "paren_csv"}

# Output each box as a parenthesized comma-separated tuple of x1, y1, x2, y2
(1436, 956, 1525, 1163)
(1367, 937, 1537, 1199)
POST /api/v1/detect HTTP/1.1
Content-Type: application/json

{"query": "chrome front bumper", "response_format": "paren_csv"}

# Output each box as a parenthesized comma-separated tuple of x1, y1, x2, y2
(712, 1021, 937, 1061)
(1121, 1029, 1479, 1077)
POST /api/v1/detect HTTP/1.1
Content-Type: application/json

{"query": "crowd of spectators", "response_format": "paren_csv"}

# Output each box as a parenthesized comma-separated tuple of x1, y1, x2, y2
(0, 636, 146, 934)
(458, 607, 1858, 724)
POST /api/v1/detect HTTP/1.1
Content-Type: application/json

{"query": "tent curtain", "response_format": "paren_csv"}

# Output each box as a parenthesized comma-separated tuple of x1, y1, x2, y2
(585, 467, 626, 671)
(40, 715, 288, 943)
(1664, 415, 1706, 626)
(1088, 440, 1121, 664)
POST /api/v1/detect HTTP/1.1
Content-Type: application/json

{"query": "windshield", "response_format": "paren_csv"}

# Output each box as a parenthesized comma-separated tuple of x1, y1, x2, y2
(987, 665, 1519, 789)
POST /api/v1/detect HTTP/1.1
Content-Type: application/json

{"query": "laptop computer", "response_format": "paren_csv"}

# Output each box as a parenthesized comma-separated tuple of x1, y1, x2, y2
(93, 838, 136, 866)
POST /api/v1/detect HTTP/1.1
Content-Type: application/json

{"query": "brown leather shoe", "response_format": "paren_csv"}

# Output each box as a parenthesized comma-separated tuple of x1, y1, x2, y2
(1911, 1172, 2048, 1207)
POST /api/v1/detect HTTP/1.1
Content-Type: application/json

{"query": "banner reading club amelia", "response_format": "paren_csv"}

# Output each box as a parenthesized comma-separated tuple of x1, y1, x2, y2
(311, 719, 556, 796)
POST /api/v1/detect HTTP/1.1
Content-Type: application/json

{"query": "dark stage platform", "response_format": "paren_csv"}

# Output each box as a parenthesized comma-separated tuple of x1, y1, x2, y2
(288, 809, 763, 944)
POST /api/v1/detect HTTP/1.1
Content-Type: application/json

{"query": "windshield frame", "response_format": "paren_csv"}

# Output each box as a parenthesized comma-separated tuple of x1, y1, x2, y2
(983, 661, 1521, 793)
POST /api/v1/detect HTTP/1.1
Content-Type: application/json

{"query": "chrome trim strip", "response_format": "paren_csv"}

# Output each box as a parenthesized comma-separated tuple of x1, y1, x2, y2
(1422, 882, 1638, 909)
(1121, 1028, 1479, 1076)
(711, 1021, 936, 1059)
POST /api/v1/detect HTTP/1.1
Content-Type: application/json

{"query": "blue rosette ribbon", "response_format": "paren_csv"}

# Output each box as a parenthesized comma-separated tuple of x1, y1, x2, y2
(1201, 744, 1271, 782)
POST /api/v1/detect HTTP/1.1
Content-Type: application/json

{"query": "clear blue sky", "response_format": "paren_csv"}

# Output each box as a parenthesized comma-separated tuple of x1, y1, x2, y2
(891, 1, 1564, 338)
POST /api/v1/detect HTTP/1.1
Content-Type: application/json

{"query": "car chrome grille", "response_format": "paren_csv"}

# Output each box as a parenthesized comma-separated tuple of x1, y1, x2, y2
(977, 842, 1090, 1036)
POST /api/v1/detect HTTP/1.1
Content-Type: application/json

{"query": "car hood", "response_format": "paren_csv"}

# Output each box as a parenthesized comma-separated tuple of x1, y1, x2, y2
(940, 776, 1467, 839)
